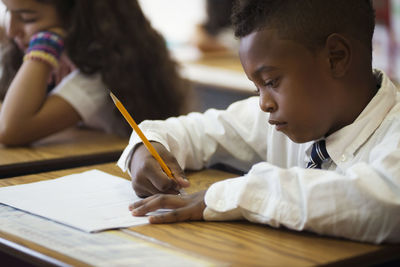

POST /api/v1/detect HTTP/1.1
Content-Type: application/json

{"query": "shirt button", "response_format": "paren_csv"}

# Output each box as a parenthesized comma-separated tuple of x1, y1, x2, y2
(341, 154, 347, 162)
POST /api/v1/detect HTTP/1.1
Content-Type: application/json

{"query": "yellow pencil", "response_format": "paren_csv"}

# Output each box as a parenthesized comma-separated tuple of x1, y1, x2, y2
(110, 92, 174, 180)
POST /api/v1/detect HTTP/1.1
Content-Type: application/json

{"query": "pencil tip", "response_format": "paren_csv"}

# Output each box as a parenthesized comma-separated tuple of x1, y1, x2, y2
(109, 91, 118, 104)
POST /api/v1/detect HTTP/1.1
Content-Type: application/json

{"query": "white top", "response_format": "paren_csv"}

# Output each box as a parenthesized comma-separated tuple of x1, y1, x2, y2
(51, 70, 127, 136)
(118, 70, 400, 244)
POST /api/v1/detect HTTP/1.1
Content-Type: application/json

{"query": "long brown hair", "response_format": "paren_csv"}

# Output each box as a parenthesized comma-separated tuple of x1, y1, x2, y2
(0, 0, 189, 135)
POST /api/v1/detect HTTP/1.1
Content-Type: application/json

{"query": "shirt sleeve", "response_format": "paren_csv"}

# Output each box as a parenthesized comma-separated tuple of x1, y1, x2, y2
(50, 70, 107, 123)
(204, 136, 400, 244)
(118, 96, 269, 173)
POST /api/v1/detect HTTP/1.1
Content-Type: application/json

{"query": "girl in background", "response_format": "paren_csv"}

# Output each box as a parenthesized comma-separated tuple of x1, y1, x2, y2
(0, 0, 188, 145)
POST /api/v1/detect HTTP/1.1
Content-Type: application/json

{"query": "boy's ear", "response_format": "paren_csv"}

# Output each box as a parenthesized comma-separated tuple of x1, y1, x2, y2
(324, 33, 351, 78)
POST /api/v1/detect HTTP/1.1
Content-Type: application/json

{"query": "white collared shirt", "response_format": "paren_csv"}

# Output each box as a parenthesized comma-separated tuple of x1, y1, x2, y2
(118, 70, 400, 243)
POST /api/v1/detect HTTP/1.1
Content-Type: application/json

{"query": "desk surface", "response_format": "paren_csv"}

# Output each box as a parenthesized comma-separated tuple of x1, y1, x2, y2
(1, 163, 399, 266)
(180, 51, 255, 93)
(0, 127, 128, 178)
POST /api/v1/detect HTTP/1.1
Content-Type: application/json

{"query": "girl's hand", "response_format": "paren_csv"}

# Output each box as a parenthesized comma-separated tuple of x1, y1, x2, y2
(130, 142, 190, 197)
(46, 27, 67, 38)
(129, 190, 207, 223)
(49, 53, 76, 86)
(41, 28, 72, 86)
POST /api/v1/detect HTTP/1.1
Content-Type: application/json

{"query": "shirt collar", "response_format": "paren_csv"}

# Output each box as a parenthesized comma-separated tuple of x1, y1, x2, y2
(325, 70, 398, 166)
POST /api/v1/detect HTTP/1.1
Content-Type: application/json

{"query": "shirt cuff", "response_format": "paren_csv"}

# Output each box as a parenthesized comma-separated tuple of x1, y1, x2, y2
(117, 143, 135, 175)
(203, 206, 244, 221)
(203, 176, 245, 221)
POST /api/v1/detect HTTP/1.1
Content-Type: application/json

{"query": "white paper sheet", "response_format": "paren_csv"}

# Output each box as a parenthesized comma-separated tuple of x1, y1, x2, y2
(0, 169, 150, 232)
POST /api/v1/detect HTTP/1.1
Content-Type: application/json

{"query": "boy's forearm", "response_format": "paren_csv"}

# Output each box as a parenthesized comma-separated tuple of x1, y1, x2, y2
(204, 161, 400, 244)
(119, 97, 268, 174)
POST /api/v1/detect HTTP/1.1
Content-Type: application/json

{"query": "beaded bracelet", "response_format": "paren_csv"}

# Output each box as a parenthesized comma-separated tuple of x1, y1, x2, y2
(23, 31, 65, 69)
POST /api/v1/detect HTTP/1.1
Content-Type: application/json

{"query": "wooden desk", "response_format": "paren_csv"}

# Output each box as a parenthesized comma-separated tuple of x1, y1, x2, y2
(180, 51, 255, 93)
(0, 127, 128, 178)
(179, 51, 256, 112)
(1, 163, 399, 266)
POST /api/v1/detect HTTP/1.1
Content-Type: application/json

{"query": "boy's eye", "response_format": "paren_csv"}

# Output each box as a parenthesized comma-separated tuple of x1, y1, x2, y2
(264, 78, 280, 88)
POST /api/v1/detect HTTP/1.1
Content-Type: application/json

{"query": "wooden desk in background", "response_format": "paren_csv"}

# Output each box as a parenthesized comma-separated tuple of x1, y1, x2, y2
(1, 163, 399, 266)
(181, 51, 254, 93)
(179, 51, 257, 112)
(0, 127, 128, 178)
(180, 51, 400, 113)
(180, 51, 400, 93)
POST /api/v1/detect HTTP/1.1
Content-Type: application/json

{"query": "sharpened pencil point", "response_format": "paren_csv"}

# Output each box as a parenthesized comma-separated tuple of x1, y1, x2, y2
(109, 92, 118, 105)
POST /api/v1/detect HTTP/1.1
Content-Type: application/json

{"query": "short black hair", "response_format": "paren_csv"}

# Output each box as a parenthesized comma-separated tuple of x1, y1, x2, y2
(232, 0, 375, 51)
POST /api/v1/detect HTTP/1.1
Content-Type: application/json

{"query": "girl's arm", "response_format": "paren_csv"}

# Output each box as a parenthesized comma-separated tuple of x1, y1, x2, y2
(0, 58, 81, 145)
(0, 31, 81, 146)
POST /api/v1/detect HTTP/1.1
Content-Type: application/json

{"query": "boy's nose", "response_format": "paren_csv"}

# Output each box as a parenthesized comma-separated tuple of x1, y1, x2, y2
(259, 91, 277, 113)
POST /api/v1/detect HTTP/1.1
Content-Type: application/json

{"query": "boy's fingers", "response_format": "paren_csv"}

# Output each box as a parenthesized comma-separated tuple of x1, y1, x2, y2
(148, 200, 205, 223)
(131, 195, 185, 216)
(134, 177, 179, 197)
(129, 198, 149, 210)
(132, 178, 161, 197)
(132, 142, 186, 194)
(146, 159, 179, 193)
(129, 193, 176, 210)
(173, 174, 190, 188)
(168, 158, 190, 189)
(150, 176, 179, 194)
(148, 208, 192, 224)
(165, 188, 181, 195)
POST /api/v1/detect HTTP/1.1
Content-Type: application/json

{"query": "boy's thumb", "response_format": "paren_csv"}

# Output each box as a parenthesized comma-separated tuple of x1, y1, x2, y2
(173, 170, 190, 188)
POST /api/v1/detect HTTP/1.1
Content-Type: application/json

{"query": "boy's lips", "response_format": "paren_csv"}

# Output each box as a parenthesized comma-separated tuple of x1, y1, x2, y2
(268, 120, 288, 131)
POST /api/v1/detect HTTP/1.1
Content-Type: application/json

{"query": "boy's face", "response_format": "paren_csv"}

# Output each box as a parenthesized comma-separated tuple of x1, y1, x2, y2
(239, 29, 338, 143)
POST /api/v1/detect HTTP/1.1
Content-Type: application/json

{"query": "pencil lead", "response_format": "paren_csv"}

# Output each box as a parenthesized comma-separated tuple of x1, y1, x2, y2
(109, 92, 118, 105)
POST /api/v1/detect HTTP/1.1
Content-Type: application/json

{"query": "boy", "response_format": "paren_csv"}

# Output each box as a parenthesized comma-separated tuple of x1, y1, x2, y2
(118, 0, 400, 243)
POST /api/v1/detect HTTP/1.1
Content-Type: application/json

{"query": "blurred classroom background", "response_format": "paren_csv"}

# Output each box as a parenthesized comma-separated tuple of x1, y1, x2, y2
(140, 0, 400, 111)
(0, 0, 399, 112)
(373, 0, 400, 85)
(137, 0, 400, 84)
(0, 0, 399, 80)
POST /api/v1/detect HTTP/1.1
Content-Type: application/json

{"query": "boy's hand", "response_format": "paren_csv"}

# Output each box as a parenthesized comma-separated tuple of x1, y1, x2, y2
(130, 142, 190, 197)
(129, 190, 206, 223)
